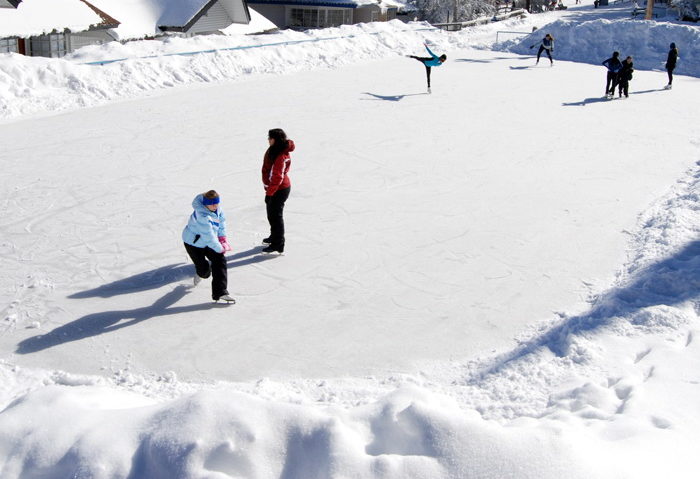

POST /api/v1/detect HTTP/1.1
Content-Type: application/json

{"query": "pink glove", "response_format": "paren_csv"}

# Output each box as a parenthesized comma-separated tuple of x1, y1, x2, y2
(218, 236, 232, 252)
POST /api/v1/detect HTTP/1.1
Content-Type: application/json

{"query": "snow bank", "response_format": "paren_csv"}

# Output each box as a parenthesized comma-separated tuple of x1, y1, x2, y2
(502, 18, 700, 76)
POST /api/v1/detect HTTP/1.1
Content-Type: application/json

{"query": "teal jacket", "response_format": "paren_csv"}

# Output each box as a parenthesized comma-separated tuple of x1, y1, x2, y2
(423, 45, 444, 67)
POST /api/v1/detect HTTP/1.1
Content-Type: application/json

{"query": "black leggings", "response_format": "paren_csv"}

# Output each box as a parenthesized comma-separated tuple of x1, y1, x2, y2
(667, 67, 674, 84)
(537, 46, 552, 63)
(410, 56, 432, 87)
(184, 243, 228, 300)
(265, 186, 290, 249)
(606, 72, 619, 94)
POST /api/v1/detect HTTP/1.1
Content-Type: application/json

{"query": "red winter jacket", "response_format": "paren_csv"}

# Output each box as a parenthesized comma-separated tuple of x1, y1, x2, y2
(262, 139, 294, 196)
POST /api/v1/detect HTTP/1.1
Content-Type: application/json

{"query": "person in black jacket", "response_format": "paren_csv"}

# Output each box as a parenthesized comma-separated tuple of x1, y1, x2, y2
(665, 42, 678, 89)
(602, 51, 622, 97)
(618, 56, 634, 98)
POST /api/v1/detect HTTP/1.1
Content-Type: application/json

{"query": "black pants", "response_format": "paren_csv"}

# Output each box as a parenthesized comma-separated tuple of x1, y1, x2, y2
(667, 67, 674, 84)
(537, 46, 552, 63)
(618, 79, 629, 97)
(410, 56, 432, 87)
(184, 243, 228, 300)
(266, 186, 290, 250)
(606, 72, 619, 94)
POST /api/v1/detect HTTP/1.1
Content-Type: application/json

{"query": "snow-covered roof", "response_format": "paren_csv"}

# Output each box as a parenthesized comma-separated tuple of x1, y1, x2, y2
(0, 0, 115, 38)
(87, 0, 249, 39)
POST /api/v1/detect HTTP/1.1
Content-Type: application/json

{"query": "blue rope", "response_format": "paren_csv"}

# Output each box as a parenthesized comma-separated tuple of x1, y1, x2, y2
(82, 28, 437, 66)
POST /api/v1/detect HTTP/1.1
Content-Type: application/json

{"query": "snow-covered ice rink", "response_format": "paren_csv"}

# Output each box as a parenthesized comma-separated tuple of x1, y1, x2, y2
(0, 3, 699, 478)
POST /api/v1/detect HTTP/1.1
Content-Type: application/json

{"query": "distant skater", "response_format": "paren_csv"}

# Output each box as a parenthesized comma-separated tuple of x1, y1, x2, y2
(407, 43, 447, 93)
(665, 42, 678, 89)
(182, 190, 235, 303)
(618, 56, 634, 98)
(602, 51, 622, 98)
(531, 33, 554, 65)
(262, 128, 294, 254)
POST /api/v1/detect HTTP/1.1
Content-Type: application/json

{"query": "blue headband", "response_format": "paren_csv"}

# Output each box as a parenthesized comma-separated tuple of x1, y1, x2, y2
(202, 196, 220, 205)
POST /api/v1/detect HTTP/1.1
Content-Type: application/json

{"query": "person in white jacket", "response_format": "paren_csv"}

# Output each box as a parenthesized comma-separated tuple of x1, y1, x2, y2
(182, 190, 235, 303)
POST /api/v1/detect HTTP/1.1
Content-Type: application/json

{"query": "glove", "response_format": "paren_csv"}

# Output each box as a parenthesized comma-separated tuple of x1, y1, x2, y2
(218, 236, 232, 252)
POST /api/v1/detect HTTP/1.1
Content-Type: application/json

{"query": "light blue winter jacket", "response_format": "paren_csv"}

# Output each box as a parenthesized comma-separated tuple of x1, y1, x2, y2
(182, 194, 227, 253)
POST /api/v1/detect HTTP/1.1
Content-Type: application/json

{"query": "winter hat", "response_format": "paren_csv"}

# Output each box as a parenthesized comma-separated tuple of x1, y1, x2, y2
(670, 42, 676, 49)
(202, 190, 220, 205)
(613, 51, 619, 57)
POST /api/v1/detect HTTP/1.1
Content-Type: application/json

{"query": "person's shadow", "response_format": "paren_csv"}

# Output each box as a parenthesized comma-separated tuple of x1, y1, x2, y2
(69, 246, 270, 299)
(562, 96, 612, 106)
(362, 92, 428, 101)
(16, 285, 226, 354)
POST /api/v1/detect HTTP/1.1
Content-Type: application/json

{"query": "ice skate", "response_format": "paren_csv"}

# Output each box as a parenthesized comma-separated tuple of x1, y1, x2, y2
(216, 294, 236, 304)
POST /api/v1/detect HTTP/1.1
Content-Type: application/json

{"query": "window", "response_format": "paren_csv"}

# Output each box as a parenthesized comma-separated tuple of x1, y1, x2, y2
(30, 33, 67, 58)
(0, 37, 18, 53)
(290, 7, 349, 28)
(290, 8, 319, 28)
(326, 10, 344, 27)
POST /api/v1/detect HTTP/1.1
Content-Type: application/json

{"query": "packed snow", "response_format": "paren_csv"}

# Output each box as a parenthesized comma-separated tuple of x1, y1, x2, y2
(1, 2, 699, 478)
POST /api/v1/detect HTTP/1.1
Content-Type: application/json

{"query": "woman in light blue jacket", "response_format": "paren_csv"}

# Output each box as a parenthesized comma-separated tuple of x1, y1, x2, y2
(182, 190, 234, 303)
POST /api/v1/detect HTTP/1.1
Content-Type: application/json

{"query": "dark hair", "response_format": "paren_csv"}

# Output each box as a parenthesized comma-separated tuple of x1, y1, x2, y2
(203, 189, 219, 199)
(439, 54, 447, 61)
(266, 128, 289, 162)
(613, 51, 619, 57)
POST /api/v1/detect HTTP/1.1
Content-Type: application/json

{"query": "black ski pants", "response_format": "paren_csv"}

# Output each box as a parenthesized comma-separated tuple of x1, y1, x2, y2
(667, 66, 675, 85)
(184, 243, 228, 300)
(410, 56, 432, 88)
(618, 79, 629, 98)
(606, 72, 619, 94)
(265, 186, 290, 250)
(537, 46, 552, 63)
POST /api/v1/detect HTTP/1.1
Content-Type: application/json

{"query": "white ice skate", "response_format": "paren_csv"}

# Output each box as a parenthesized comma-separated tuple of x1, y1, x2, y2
(216, 294, 236, 304)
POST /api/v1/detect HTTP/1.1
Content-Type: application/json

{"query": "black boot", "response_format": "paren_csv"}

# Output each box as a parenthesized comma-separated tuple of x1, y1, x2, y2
(262, 244, 284, 254)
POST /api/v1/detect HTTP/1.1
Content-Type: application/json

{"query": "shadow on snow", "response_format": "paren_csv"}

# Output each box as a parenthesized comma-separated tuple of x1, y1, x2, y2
(16, 285, 227, 354)
(69, 246, 270, 299)
(474, 238, 700, 379)
(361, 92, 428, 101)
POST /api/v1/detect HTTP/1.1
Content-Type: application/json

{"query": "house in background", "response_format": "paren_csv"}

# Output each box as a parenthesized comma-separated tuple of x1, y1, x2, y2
(0, 0, 120, 57)
(87, 0, 252, 40)
(1, 0, 254, 58)
(247, 0, 400, 29)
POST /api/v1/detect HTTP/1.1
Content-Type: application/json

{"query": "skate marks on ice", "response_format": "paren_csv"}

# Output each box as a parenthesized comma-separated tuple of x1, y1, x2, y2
(69, 247, 271, 299)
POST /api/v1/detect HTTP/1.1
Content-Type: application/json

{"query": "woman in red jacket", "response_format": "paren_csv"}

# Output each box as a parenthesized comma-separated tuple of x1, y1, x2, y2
(261, 128, 294, 253)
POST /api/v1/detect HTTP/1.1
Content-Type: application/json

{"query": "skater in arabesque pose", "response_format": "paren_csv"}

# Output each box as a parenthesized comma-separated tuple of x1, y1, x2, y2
(407, 43, 447, 93)
(531, 33, 554, 65)
(261, 128, 294, 254)
(602, 51, 623, 98)
(665, 42, 678, 89)
(182, 190, 235, 303)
